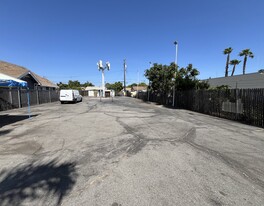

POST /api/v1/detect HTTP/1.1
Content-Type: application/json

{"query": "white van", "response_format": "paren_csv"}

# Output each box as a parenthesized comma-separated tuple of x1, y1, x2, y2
(60, 89, 82, 104)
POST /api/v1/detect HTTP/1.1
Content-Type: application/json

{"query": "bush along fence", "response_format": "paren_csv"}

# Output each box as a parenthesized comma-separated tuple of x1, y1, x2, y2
(0, 87, 59, 111)
(137, 89, 264, 128)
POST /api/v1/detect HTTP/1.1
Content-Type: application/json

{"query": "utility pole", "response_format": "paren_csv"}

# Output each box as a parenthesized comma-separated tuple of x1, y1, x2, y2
(124, 59, 127, 96)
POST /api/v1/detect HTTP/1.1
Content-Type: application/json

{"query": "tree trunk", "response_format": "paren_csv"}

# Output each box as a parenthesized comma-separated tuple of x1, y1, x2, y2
(231, 65, 236, 76)
(243, 56, 247, 75)
(225, 54, 230, 77)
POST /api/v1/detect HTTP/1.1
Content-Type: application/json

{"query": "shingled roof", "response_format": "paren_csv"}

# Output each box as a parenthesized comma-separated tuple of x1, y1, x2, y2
(0, 60, 58, 88)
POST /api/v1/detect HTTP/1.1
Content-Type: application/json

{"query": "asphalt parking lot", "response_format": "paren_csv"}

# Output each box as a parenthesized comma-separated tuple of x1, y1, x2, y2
(0, 96, 264, 206)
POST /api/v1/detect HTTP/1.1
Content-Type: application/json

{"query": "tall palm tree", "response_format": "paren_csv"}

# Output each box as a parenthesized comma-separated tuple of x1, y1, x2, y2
(223, 47, 233, 77)
(229, 59, 241, 76)
(239, 49, 254, 75)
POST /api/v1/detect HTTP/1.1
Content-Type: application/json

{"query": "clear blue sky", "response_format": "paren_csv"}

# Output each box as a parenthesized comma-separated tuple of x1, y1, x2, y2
(0, 0, 263, 86)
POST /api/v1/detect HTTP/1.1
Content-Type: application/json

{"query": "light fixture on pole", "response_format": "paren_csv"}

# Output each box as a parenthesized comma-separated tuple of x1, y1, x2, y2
(97, 60, 110, 97)
(172, 41, 178, 107)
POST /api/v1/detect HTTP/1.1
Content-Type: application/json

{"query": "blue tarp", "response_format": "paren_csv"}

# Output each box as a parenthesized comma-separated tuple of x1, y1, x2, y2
(0, 73, 28, 87)
(0, 73, 31, 117)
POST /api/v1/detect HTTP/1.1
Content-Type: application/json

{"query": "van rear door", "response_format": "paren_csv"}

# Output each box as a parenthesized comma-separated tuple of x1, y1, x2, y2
(60, 90, 74, 101)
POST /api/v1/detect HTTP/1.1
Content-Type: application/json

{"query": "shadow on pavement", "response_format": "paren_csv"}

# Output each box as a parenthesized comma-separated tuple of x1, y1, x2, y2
(0, 114, 38, 128)
(0, 129, 13, 136)
(0, 159, 78, 206)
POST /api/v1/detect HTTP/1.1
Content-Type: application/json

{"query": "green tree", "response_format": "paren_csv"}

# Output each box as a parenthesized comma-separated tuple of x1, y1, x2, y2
(82, 81, 94, 87)
(128, 82, 147, 87)
(138, 82, 147, 86)
(196, 80, 210, 90)
(106, 81, 123, 93)
(145, 63, 209, 101)
(223, 47, 233, 77)
(145, 63, 177, 99)
(176, 64, 209, 90)
(68, 80, 81, 89)
(229, 59, 241, 76)
(127, 83, 137, 87)
(239, 49, 254, 75)
(57, 82, 69, 89)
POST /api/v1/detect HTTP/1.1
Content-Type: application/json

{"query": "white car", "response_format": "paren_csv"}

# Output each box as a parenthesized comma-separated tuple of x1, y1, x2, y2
(59, 89, 82, 104)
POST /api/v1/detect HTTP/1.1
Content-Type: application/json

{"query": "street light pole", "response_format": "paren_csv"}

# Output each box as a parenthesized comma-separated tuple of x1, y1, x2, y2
(148, 62, 152, 101)
(172, 41, 178, 107)
(124, 59, 127, 96)
(97, 60, 110, 98)
(102, 69, 105, 97)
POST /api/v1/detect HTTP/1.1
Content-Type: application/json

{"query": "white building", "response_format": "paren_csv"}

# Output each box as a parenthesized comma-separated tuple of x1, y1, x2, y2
(85, 86, 115, 97)
(207, 72, 264, 89)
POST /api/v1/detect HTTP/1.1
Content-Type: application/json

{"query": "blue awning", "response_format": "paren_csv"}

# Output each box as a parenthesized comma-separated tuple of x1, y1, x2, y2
(0, 73, 28, 87)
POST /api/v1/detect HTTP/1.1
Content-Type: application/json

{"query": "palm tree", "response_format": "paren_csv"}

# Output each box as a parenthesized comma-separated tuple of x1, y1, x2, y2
(223, 47, 233, 77)
(229, 59, 241, 76)
(239, 49, 254, 75)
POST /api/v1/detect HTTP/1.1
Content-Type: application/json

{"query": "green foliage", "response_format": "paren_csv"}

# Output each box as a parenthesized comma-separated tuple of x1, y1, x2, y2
(57, 82, 68, 89)
(239, 49, 254, 75)
(196, 81, 210, 90)
(216, 85, 229, 90)
(82, 81, 94, 87)
(145, 62, 177, 94)
(239, 49, 254, 58)
(57, 80, 94, 90)
(138, 82, 147, 86)
(223, 47, 233, 55)
(106, 81, 123, 92)
(176, 64, 209, 91)
(127, 83, 137, 87)
(229, 59, 241, 76)
(209, 85, 229, 90)
(68, 80, 81, 89)
(128, 82, 147, 87)
(145, 63, 208, 93)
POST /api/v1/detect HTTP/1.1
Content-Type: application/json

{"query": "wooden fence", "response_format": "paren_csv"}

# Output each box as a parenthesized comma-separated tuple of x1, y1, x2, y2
(138, 89, 264, 128)
(0, 87, 59, 111)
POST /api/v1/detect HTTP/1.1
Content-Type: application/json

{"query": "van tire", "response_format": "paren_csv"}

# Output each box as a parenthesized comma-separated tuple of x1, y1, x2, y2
(60, 101, 64, 104)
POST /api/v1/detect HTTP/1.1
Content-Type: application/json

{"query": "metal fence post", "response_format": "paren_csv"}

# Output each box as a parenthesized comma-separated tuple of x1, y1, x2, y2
(9, 88, 13, 105)
(36, 89, 39, 104)
(49, 89, 51, 103)
(17, 88, 21, 108)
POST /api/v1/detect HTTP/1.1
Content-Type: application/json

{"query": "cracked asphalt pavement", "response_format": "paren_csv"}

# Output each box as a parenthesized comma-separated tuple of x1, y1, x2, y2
(0, 96, 264, 206)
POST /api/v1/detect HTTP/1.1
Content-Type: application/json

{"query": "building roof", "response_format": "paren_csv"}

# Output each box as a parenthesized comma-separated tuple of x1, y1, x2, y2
(0, 60, 58, 88)
(85, 86, 103, 90)
(0, 61, 28, 77)
(207, 72, 264, 89)
(131, 85, 147, 91)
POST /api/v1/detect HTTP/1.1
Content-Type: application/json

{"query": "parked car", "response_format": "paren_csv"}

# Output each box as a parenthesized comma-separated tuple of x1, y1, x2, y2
(59, 89, 82, 104)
